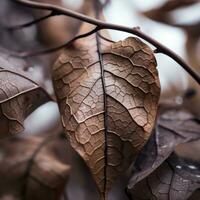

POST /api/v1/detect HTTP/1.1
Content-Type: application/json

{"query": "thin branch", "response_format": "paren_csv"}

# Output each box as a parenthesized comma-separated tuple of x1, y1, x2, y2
(6, 11, 57, 31)
(97, 32, 115, 43)
(12, 0, 200, 84)
(10, 27, 100, 57)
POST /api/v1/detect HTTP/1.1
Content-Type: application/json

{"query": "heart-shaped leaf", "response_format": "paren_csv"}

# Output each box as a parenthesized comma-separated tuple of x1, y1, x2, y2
(52, 29, 160, 198)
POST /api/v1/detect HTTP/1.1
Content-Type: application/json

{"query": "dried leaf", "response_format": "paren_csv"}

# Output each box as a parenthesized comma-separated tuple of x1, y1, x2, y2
(0, 56, 50, 138)
(142, 0, 199, 26)
(128, 153, 200, 200)
(52, 26, 160, 198)
(0, 133, 70, 200)
(33, 0, 78, 48)
(128, 110, 200, 188)
(182, 22, 200, 115)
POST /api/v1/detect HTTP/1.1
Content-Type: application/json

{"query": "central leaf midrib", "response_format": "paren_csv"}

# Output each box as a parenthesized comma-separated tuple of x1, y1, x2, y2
(95, 32, 108, 196)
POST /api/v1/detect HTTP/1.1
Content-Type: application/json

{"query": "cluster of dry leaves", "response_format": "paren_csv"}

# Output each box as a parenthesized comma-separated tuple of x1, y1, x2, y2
(0, 0, 199, 200)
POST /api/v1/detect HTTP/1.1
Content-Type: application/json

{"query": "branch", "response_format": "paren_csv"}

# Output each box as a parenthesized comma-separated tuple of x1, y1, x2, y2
(9, 27, 100, 57)
(12, 0, 200, 84)
(6, 11, 57, 31)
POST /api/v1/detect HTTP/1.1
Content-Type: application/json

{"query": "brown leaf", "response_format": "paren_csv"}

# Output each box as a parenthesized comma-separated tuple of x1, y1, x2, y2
(33, 0, 93, 50)
(128, 109, 200, 188)
(0, 55, 50, 138)
(142, 0, 199, 26)
(182, 22, 200, 115)
(176, 140, 200, 161)
(128, 153, 200, 200)
(52, 25, 160, 198)
(32, 0, 78, 48)
(0, 133, 70, 200)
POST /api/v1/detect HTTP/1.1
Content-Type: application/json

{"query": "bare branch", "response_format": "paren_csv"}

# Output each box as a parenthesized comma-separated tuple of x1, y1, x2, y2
(9, 27, 100, 57)
(11, 0, 200, 84)
(97, 33, 115, 43)
(6, 11, 57, 31)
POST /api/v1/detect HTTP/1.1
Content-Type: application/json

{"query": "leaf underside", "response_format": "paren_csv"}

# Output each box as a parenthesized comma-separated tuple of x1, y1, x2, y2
(128, 110, 200, 188)
(129, 156, 200, 200)
(52, 31, 160, 197)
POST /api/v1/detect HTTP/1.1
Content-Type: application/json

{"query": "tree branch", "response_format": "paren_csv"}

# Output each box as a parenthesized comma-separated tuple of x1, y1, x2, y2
(6, 11, 57, 30)
(11, 0, 200, 84)
(9, 27, 100, 57)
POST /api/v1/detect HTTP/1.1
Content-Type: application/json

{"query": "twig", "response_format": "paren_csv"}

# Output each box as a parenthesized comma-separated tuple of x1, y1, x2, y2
(97, 32, 115, 43)
(6, 11, 57, 30)
(9, 27, 100, 57)
(11, 0, 200, 84)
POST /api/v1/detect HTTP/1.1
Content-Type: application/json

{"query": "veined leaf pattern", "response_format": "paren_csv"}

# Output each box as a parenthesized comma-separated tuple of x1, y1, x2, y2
(52, 30, 160, 198)
(129, 153, 200, 200)
(0, 56, 50, 138)
(128, 110, 200, 188)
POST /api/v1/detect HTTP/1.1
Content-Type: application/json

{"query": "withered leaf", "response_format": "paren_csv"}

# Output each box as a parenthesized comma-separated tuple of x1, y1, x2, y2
(0, 133, 70, 200)
(142, 0, 199, 26)
(128, 153, 200, 200)
(182, 22, 200, 115)
(33, 0, 92, 49)
(128, 110, 200, 188)
(0, 55, 51, 138)
(52, 25, 160, 198)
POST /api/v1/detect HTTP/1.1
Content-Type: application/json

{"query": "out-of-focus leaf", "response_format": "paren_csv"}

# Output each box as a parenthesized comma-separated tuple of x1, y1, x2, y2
(33, 0, 93, 51)
(0, 55, 51, 138)
(128, 110, 200, 188)
(142, 0, 199, 25)
(32, 0, 79, 49)
(128, 153, 200, 200)
(181, 21, 200, 115)
(52, 18, 160, 198)
(0, 133, 70, 200)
